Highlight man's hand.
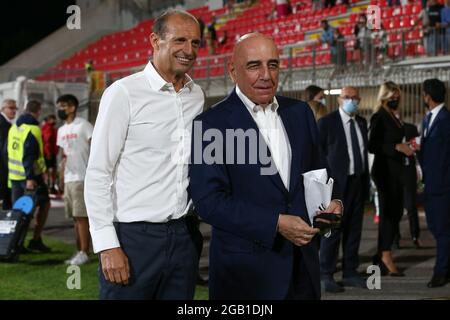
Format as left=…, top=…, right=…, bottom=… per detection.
left=278, top=214, right=320, bottom=246
left=396, top=143, right=414, bottom=157
left=326, top=199, right=343, bottom=215
left=26, top=179, right=37, bottom=190
left=100, top=247, right=130, bottom=285
left=311, top=200, right=343, bottom=231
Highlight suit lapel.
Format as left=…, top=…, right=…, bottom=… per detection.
left=334, top=111, right=350, bottom=165
left=226, top=90, right=287, bottom=194
left=427, top=106, right=447, bottom=137
left=277, top=104, right=301, bottom=194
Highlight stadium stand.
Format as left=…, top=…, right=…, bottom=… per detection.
left=34, top=0, right=429, bottom=84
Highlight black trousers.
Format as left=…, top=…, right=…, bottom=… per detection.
left=424, top=193, right=450, bottom=277
left=99, top=218, right=200, bottom=300
left=402, top=164, right=420, bottom=239
left=377, top=174, right=404, bottom=252
left=0, top=186, right=11, bottom=210
left=286, top=246, right=319, bottom=300
left=320, top=175, right=365, bottom=278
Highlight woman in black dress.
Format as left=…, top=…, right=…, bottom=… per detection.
left=369, top=81, right=415, bottom=276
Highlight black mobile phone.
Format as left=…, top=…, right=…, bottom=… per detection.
left=313, top=212, right=342, bottom=231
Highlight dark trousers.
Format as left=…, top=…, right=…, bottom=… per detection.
left=424, top=194, right=450, bottom=277
left=320, top=175, right=365, bottom=278
left=286, top=247, right=319, bottom=300
left=1, top=186, right=11, bottom=210
left=99, top=218, right=200, bottom=300
left=402, top=165, right=420, bottom=239
left=377, top=175, right=404, bottom=252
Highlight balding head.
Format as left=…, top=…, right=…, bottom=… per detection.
left=229, top=33, right=280, bottom=107
left=341, top=87, right=359, bottom=98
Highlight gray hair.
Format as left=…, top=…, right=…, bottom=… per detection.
left=1, top=99, right=17, bottom=110
left=152, top=9, right=199, bottom=39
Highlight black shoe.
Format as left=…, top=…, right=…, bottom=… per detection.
left=19, top=245, right=32, bottom=254
left=321, top=277, right=345, bottom=293
left=412, top=238, right=422, bottom=249
left=427, top=275, right=448, bottom=288
left=342, top=275, right=367, bottom=289
left=379, top=260, right=405, bottom=277
left=196, top=275, right=208, bottom=286
left=28, top=238, right=51, bottom=253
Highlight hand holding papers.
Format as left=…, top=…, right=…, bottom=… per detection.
left=302, top=169, right=341, bottom=237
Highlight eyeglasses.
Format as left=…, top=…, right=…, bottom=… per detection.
left=6, top=106, right=18, bottom=111
left=340, top=96, right=361, bottom=102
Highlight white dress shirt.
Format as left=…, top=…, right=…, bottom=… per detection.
left=235, top=86, right=292, bottom=189
left=84, top=62, right=204, bottom=253
left=338, top=107, right=365, bottom=175
left=424, top=103, right=445, bottom=137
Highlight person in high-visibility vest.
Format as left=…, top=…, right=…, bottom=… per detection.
left=7, top=100, right=51, bottom=252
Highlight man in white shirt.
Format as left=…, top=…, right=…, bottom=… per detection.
left=189, top=33, right=343, bottom=300
left=84, top=10, right=204, bottom=299
left=56, top=94, right=93, bottom=266
left=317, top=87, right=370, bottom=293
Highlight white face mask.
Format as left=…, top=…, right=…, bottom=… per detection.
left=342, top=99, right=359, bottom=114
left=319, top=98, right=326, bottom=106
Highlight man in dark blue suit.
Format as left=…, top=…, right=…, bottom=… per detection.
left=317, top=87, right=370, bottom=293
left=189, top=33, right=343, bottom=300
left=419, top=78, right=450, bottom=288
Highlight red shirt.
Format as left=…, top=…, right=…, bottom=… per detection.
left=41, top=122, right=58, bottom=158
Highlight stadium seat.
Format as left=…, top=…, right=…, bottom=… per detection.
left=35, top=0, right=434, bottom=81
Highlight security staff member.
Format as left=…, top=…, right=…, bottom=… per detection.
left=8, top=100, right=51, bottom=252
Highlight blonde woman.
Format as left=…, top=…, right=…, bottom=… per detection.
left=368, top=81, right=414, bottom=277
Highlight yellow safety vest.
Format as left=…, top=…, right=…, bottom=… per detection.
left=7, top=123, right=46, bottom=181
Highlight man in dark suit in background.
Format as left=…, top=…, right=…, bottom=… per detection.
left=189, top=33, right=343, bottom=300
left=0, top=99, right=17, bottom=210
left=396, top=122, right=421, bottom=249
left=419, top=78, right=450, bottom=288
left=317, top=87, right=370, bottom=293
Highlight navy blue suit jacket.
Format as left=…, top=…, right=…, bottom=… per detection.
left=189, top=90, right=327, bottom=299
left=317, top=110, right=370, bottom=200
left=419, top=106, right=450, bottom=195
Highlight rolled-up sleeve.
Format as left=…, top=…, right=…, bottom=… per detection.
left=84, top=83, right=131, bottom=253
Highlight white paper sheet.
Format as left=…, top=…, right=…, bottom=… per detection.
left=302, top=168, right=334, bottom=230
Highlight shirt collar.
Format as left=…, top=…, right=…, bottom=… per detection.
left=430, top=103, right=445, bottom=116
left=338, top=107, right=355, bottom=123
left=235, top=85, right=279, bottom=114
left=1, top=112, right=13, bottom=124
left=143, top=61, right=194, bottom=92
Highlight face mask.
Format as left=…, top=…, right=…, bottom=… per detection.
left=342, top=99, right=359, bottom=114
left=57, top=109, right=68, bottom=121
left=387, top=99, right=400, bottom=110
left=319, top=98, right=326, bottom=106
